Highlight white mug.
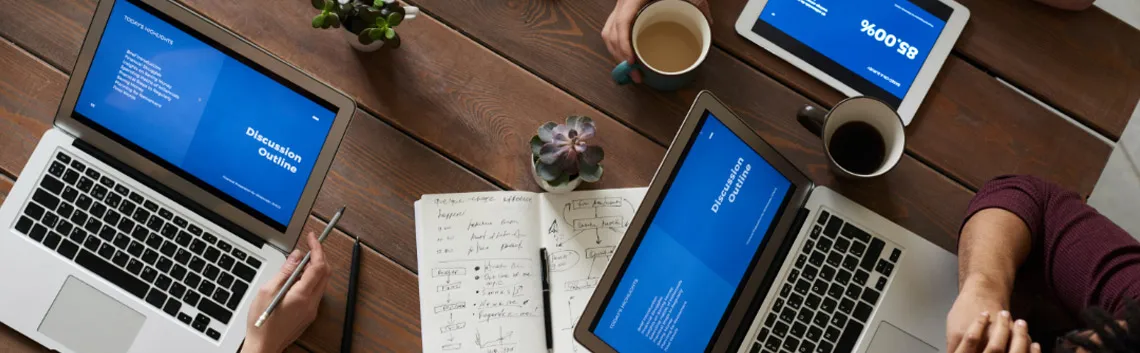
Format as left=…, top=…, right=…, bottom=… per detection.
left=796, top=97, right=905, bottom=179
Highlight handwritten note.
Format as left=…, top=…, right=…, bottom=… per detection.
left=417, top=192, right=545, bottom=353
left=539, top=188, right=646, bottom=353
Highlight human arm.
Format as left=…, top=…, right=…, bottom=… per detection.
left=241, top=232, right=332, bottom=353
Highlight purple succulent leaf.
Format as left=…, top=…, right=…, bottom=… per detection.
left=578, top=160, right=602, bottom=182
left=573, top=141, right=587, bottom=153
left=560, top=156, right=580, bottom=176
left=535, top=160, right=562, bottom=182
left=537, top=122, right=558, bottom=143
left=529, top=136, right=544, bottom=157
left=577, top=121, right=596, bottom=140
left=582, top=145, right=604, bottom=164
left=538, top=143, right=567, bottom=165
left=551, top=124, right=572, bottom=139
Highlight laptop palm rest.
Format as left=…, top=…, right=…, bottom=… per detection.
left=865, top=321, right=939, bottom=353
left=39, top=276, right=145, bottom=353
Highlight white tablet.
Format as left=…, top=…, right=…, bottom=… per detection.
left=735, top=0, right=969, bottom=125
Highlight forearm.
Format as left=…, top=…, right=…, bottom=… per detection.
left=957, top=208, right=1032, bottom=305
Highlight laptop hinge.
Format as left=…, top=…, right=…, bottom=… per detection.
left=730, top=206, right=810, bottom=351
left=72, top=139, right=266, bottom=249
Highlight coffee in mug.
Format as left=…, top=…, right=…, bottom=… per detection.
left=637, top=22, right=702, bottom=73
left=610, top=0, right=711, bottom=91
left=827, top=121, right=886, bottom=175
left=796, top=97, right=905, bottom=179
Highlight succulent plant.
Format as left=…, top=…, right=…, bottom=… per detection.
left=530, top=116, right=605, bottom=186
left=311, top=0, right=406, bottom=48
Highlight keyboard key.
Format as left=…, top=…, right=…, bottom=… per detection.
left=157, top=257, right=173, bottom=272
left=819, top=266, right=835, bottom=282
left=749, top=342, right=761, bottom=353
left=131, top=226, right=148, bottom=241
left=75, top=250, right=149, bottom=298
left=142, top=248, right=159, bottom=265
left=113, top=184, right=129, bottom=196
left=860, top=239, right=885, bottom=271
left=807, top=326, right=822, bottom=341
left=61, top=187, right=78, bottom=203
left=98, top=224, right=115, bottom=241
left=155, top=274, right=172, bottom=291
left=57, top=202, right=75, bottom=220
left=802, top=265, right=818, bottom=282
left=772, top=298, right=785, bottom=313
left=173, top=216, right=188, bottom=228
left=141, top=266, right=158, bottom=283
left=127, top=259, right=144, bottom=275
left=838, top=298, right=855, bottom=314
left=160, top=242, right=176, bottom=257
left=787, top=293, right=804, bottom=310
left=849, top=241, right=867, bottom=257
left=198, top=281, right=215, bottom=296
left=184, top=273, right=202, bottom=289
left=169, top=282, right=187, bottom=299
left=861, top=288, right=881, bottom=304
left=175, top=231, right=192, bottom=247
left=813, top=311, right=829, bottom=328
left=781, top=283, right=792, bottom=298
left=41, top=175, right=64, bottom=194
left=782, top=336, right=800, bottom=351
left=118, top=201, right=135, bottom=217
left=160, top=223, right=177, bottom=238
left=820, top=296, right=837, bottom=312
left=55, top=152, right=72, bottom=164
left=70, top=211, right=88, bottom=228
left=876, top=277, right=887, bottom=291
left=68, top=228, right=87, bottom=243
left=841, top=223, right=872, bottom=242
left=830, top=312, right=848, bottom=328
left=816, top=238, right=832, bottom=253
left=24, top=202, right=46, bottom=221
left=14, top=216, right=33, bottom=234
left=794, top=279, right=810, bottom=296
left=90, top=203, right=107, bottom=219
left=189, top=239, right=206, bottom=254
left=826, top=252, right=843, bottom=267
left=811, top=280, right=827, bottom=296
left=787, top=268, right=800, bottom=283
left=91, top=185, right=108, bottom=201
left=206, top=328, right=220, bottom=340
left=824, top=325, right=841, bottom=342
left=232, top=262, right=255, bottom=282
left=188, top=224, right=203, bottom=236
left=76, top=194, right=92, bottom=210
left=217, top=241, right=232, bottom=253
left=876, top=259, right=895, bottom=276
left=823, top=218, right=843, bottom=237
left=203, top=264, right=220, bottom=281
left=145, top=232, right=163, bottom=248
left=105, top=193, right=121, bottom=209
left=765, top=336, right=781, bottom=351
left=780, top=307, right=796, bottom=323
left=143, top=200, right=158, bottom=212
left=810, top=224, right=822, bottom=239
left=54, top=220, right=74, bottom=236
left=816, top=210, right=830, bottom=225
left=204, top=247, right=220, bottom=262
left=246, top=257, right=261, bottom=269
left=231, top=248, right=247, bottom=261
left=218, top=254, right=235, bottom=271
left=842, top=255, right=859, bottom=271
left=805, top=294, right=821, bottom=309
left=131, top=208, right=149, bottom=224
left=191, top=313, right=210, bottom=333
left=845, top=283, right=862, bottom=300
left=212, top=288, right=229, bottom=304
left=833, top=237, right=851, bottom=253
left=184, top=290, right=201, bottom=307
left=189, top=257, right=206, bottom=273
left=797, top=307, right=814, bottom=323
left=113, top=233, right=130, bottom=250
left=203, top=232, right=218, bottom=244
left=146, top=215, right=164, bottom=232
left=808, top=252, right=825, bottom=267
left=83, top=235, right=101, bottom=252
left=99, top=176, right=115, bottom=188
left=98, top=243, right=115, bottom=259
left=198, top=296, right=232, bottom=324
left=854, top=270, right=869, bottom=285
left=85, top=167, right=101, bottom=179
left=44, top=231, right=62, bottom=249
left=77, top=177, right=94, bottom=193
left=828, top=283, right=845, bottom=299
left=41, top=213, right=60, bottom=229
left=799, top=340, right=815, bottom=353
left=163, top=299, right=181, bottom=316
left=69, top=159, right=85, bottom=172
left=57, top=239, right=79, bottom=259
left=128, top=192, right=143, bottom=204
left=175, top=249, right=192, bottom=264
left=890, top=248, right=901, bottom=262
left=33, top=190, right=60, bottom=210
left=158, top=208, right=173, bottom=220
left=835, top=320, right=864, bottom=353
left=816, top=341, right=833, bottom=353
left=773, top=320, right=789, bottom=336
left=112, top=251, right=129, bottom=267
left=171, top=264, right=188, bottom=281
left=854, top=302, right=873, bottom=322
left=29, top=224, right=47, bottom=242
left=177, top=313, right=192, bottom=325
left=791, top=322, right=807, bottom=337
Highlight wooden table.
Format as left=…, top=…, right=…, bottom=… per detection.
left=0, top=0, right=1136, bottom=351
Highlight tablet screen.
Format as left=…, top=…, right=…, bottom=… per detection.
left=751, top=0, right=952, bottom=107
left=590, top=112, right=793, bottom=352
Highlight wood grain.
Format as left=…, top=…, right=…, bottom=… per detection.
left=955, top=0, right=1140, bottom=139
left=706, top=0, right=1111, bottom=195
left=0, top=38, right=64, bottom=177
left=0, top=0, right=95, bottom=71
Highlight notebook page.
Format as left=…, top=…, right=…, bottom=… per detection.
left=538, top=188, right=647, bottom=353
left=417, top=192, right=546, bottom=353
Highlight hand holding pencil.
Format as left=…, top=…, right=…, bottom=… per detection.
left=240, top=232, right=332, bottom=353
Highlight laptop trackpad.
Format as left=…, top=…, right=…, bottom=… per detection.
left=866, top=321, right=939, bottom=353
left=39, top=276, right=145, bottom=353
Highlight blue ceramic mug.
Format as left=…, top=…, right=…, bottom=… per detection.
left=611, top=0, right=711, bottom=91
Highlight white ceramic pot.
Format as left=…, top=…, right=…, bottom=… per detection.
left=342, top=5, right=419, bottom=52
left=531, top=161, right=582, bottom=193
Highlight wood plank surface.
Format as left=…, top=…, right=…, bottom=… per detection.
left=706, top=0, right=1112, bottom=195
left=955, top=0, right=1140, bottom=139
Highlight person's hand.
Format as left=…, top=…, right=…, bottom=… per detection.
left=241, top=232, right=332, bottom=353
left=953, top=311, right=1042, bottom=353
left=602, top=0, right=711, bottom=83
left=947, top=275, right=1009, bottom=352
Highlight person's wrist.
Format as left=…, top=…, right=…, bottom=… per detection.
left=961, top=273, right=1012, bottom=308
left=240, top=340, right=276, bottom=353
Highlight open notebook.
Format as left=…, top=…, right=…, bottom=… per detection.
left=415, top=188, right=646, bottom=353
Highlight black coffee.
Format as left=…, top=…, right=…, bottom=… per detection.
left=827, top=121, right=886, bottom=175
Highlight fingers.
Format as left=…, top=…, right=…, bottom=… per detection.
left=1030, top=343, right=1042, bottom=353
left=294, top=232, right=331, bottom=298
left=1008, top=319, right=1030, bottom=353
left=955, top=312, right=990, bottom=353
left=984, top=311, right=1011, bottom=353
left=948, top=331, right=963, bottom=353
left=262, top=249, right=303, bottom=294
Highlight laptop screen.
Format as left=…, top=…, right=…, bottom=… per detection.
left=591, top=112, right=793, bottom=352
left=72, top=0, right=337, bottom=229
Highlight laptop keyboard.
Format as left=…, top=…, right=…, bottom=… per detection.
left=11, top=150, right=264, bottom=341
left=750, top=209, right=902, bottom=353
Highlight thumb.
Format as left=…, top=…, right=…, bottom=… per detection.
left=265, top=249, right=303, bottom=290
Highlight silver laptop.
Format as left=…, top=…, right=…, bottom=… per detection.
left=575, top=91, right=958, bottom=353
left=0, top=0, right=354, bottom=352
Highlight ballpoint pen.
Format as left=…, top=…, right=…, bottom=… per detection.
left=254, top=206, right=346, bottom=327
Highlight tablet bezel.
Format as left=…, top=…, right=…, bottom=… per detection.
left=733, top=0, right=969, bottom=125
left=573, top=91, right=814, bottom=353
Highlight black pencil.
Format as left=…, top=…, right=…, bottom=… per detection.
left=341, top=237, right=361, bottom=353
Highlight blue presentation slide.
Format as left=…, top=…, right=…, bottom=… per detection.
left=594, top=114, right=791, bottom=352
left=760, top=0, right=946, bottom=98
left=74, top=0, right=336, bottom=226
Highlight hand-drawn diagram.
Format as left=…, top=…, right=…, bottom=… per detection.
left=554, top=197, right=636, bottom=247
left=475, top=326, right=517, bottom=353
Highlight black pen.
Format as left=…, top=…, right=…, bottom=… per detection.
left=540, top=248, right=553, bottom=352
left=340, top=236, right=361, bottom=353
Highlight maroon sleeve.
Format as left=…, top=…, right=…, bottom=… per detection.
left=961, top=175, right=1140, bottom=317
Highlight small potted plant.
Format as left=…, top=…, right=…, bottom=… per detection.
left=530, top=116, right=605, bottom=193
left=310, top=0, right=418, bottom=52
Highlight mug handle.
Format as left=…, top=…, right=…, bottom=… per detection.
left=796, top=105, right=827, bottom=137
left=611, top=61, right=640, bottom=85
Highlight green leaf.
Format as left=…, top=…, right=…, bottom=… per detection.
left=358, top=29, right=375, bottom=45
left=327, top=13, right=341, bottom=28
left=311, top=14, right=324, bottom=28
left=535, top=161, right=562, bottom=182
left=385, top=27, right=396, bottom=39
left=323, top=0, right=335, bottom=11
left=549, top=173, right=571, bottom=186
left=530, top=136, right=544, bottom=157
left=387, top=11, right=404, bottom=26
left=373, top=0, right=385, bottom=7
left=581, top=145, right=604, bottom=164
left=368, top=28, right=384, bottom=40
left=311, top=0, right=324, bottom=10
left=578, top=161, right=602, bottom=182
left=537, top=122, right=557, bottom=142
left=375, top=16, right=389, bottom=28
